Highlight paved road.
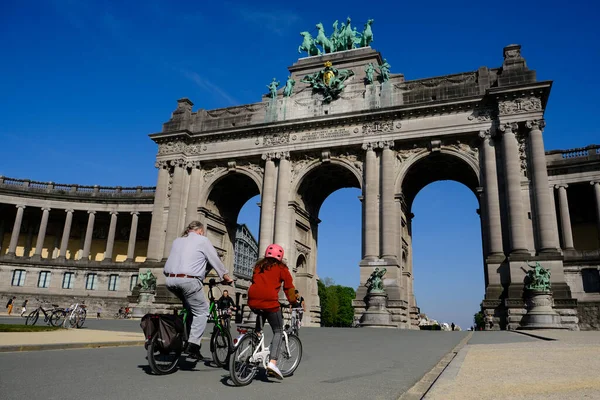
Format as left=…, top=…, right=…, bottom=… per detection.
left=0, top=328, right=471, bottom=400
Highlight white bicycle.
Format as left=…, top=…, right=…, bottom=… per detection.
left=229, top=316, right=302, bottom=386
left=63, top=303, right=87, bottom=329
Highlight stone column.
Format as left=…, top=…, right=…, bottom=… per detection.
left=126, top=212, right=139, bottom=261
left=147, top=161, right=170, bottom=261
left=0, top=219, right=5, bottom=254
left=479, top=130, right=503, bottom=256
left=526, top=120, right=559, bottom=252
left=556, top=184, right=574, bottom=250
left=362, top=143, right=379, bottom=260
left=499, top=123, right=528, bottom=254
left=380, top=141, right=397, bottom=260
left=548, top=185, right=561, bottom=249
left=258, top=153, right=277, bottom=255
left=31, top=207, right=51, bottom=260
left=184, top=161, right=202, bottom=224
left=103, top=211, right=118, bottom=262
left=58, top=209, right=74, bottom=259
left=163, top=159, right=186, bottom=258
left=7, top=205, right=26, bottom=256
left=592, top=181, right=600, bottom=245
left=273, top=152, right=291, bottom=257
left=81, top=211, right=96, bottom=261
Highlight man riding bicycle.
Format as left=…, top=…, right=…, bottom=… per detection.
left=217, top=290, right=237, bottom=314
left=164, top=221, right=233, bottom=360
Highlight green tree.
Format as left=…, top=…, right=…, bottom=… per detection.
left=474, top=311, right=485, bottom=330
left=317, top=278, right=356, bottom=327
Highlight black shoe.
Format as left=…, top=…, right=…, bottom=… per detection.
left=186, top=343, right=204, bottom=360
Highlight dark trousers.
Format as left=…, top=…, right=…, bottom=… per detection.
left=254, top=309, right=284, bottom=361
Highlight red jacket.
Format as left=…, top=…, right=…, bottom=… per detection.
left=248, top=263, right=296, bottom=312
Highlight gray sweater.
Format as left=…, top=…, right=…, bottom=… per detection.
left=163, top=232, right=228, bottom=279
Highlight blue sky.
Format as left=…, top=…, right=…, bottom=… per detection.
left=1, top=0, right=598, bottom=329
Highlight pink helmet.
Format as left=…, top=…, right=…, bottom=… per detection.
left=265, top=244, right=284, bottom=261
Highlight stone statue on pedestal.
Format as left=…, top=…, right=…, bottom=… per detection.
left=364, top=63, right=375, bottom=84
left=365, top=267, right=387, bottom=293
left=524, top=261, right=551, bottom=292
left=378, top=59, right=391, bottom=83
left=139, top=269, right=156, bottom=291
left=283, top=76, right=295, bottom=97
left=267, top=78, right=280, bottom=98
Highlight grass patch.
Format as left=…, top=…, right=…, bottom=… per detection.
left=0, top=324, right=63, bottom=332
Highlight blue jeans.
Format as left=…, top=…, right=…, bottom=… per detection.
left=166, top=277, right=208, bottom=346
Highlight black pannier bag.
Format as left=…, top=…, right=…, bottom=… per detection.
left=140, top=313, right=184, bottom=352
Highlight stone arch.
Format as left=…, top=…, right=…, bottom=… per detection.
left=395, top=147, right=480, bottom=211
left=293, top=157, right=363, bottom=216
left=198, top=168, right=262, bottom=272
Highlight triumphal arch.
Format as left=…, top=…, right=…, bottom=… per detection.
left=143, top=20, right=585, bottom=329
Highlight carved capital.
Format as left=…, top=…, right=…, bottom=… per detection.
left=262, top=152, right=276, bottom=161
left=15, top=204, right=26, bottom=209
left=185, top=160, right=201, bottom=170
left=275, top=151, right=290, bottom=160
left=478, top=129, right=491, bottom=140
left=169, top=158, right=186, bottom=168
left=591, top=181, right=600, bottom=187
left=65, top=209, right=74, bottom=214
left=525, top=119, right=545, bottom=132
left=154, top=160, right=170, bottom=170
left=554, top=184, right=568, bottom=190
left=382, top=140, right=395, bottom=150
left=110, top=211, right=119, bottom=216
left=87, top=210, right=96, bottom=215
left=41, top=207, right=51, bottom=212
left=362, top=142, right=376, bottom=151
left=498, top=122, right=519, bottom=135
left=130, top=211, right=140, bottom=216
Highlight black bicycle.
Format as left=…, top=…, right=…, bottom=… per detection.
left=25, top=303, right=63, bottom=326
left=146, top=278, right=233, bottom=375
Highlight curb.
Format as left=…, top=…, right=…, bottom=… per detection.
left=510, top=330, right=556, bottom=341
left=398, top=332, right=473, bottom=400
left=0, top=340, right=146, bottom=353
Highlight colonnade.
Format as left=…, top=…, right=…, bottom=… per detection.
left=1, top=205, right=144, bottom=262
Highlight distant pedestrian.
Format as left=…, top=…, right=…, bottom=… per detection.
left=20, top=299, right=28, bottom=317
left=97, top=306, right=102, bottom=319
left=6, top=296, right=16, bottom=316
left=451, top=322, right=455, bottom=331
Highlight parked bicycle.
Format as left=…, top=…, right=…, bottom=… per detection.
left=229, top=304, right=302, bottom=386
left=145, top=278, right=233, bottom=375
left=25, top=303, right=63, bottom=326
left=62, top=303, right=87, bottom=328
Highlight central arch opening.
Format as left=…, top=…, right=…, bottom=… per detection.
left=400, top=150, right=482, bottom=330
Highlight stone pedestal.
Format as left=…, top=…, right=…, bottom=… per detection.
left=132, top=290, right=156, bottom=318
left=360, top=292, right=396, bottom=328
left=518, top=291, right=567, bottom=330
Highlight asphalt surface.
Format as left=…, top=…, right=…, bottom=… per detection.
left=0, top=328, right=474, bottom=400
left=467, top=331, right=538, bottom=345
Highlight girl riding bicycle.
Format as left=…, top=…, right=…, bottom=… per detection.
left=247, top=244, right=297, bottom=380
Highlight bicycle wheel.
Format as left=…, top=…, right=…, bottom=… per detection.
left=50, top=310, right=66, bottom=327
left=210, top=327, right=232, bottom=368
left=76, top=309, right=87, bottom=328
left=26, top=310, right=39, bottom=326
left=278, top=333, right=302, bottom=377
left=228, top=334, right=259, bottom=386
left=147, top=335, right=181, bottom=375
